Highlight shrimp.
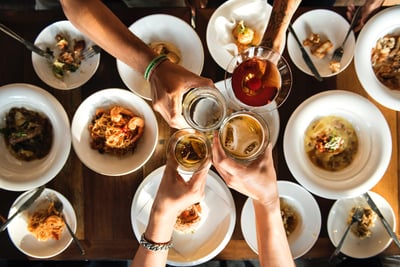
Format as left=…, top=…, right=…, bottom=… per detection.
left=128, top=116, right=145, bottom=144
left=110, top=106, right=135, bottom=124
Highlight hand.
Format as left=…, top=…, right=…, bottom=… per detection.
left=346, top=0, right=383, bottom=32
left=211, top=131, right=279, bottom=206
left=149, top=60, right=214, bottom=129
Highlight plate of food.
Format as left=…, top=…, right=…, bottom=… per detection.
left=116, top=14, right=204, bottom=100
left=131, top=165, right=235, bottom=266
left=283, top=90, right=391, bottom=199
left=7, top=187, right=76, bottom=258
left=32, top=20, right=100, bottom=90
left=0, top=83, right=71, bottom=191
left=241, top=180, right=321, bottom=259
left=287, top=9, right=355, bottom=77
left=214, top=79, right=280, bottom=148
left=71, top=88, right=158, bottom=176
left=354, top=6, right=400, bottom=111
left=206, top=0, right=271, bottom=71
left=327, top=191, right=395, bottom=258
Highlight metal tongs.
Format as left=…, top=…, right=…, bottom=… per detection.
left=0, top=22, right=54, bottom=61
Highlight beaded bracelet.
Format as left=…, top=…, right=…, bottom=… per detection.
left=144, top=54, right=168, bottom=81
left=140, top=233, right=173, bottom=252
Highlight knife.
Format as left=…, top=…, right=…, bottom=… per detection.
left=363, top=192, right=400, bottom=249
left=288, top=24, right=323, bottom=82
left=0, top=22, right=53, bottom=61
left=0, top=185, right=45, bottom=232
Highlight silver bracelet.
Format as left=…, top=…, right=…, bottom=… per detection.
left=140, top=233, right=173, bottom=251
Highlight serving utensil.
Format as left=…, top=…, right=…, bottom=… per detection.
left=363, top=192, right=400, bottom=249
left=328, top=207, right=363, bottom=265
left=0, top=22, right=54, bottom=61
left=0, top=186, right=45, bottom=232
left=331, top=6, right=361, bottom=64
left=53, top=198, right=85, bottom=255
left=288, top=24, right=322, bottom=81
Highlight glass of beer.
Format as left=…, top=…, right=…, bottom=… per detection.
left=182, top=86, right=227, bottom=132
left=167, top=128, right=212, bottom=179
left=219, top=111, right=269, bottom=163
left=224, top=46, right=292, bottom=112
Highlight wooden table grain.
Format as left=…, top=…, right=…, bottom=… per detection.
left=0, top=5, right=398, bottom=261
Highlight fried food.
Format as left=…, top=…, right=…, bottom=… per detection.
left=348, top=207, right=377, bottom=239
left=88, top=106, right=145, bottom=155
left=27, top=201, right=65, bottom=241
left=371, top=34, right=400, bottom=90
left=303, top=33, right=333, bottom=59
left=174, top=203, right=203, bottom=233
left=149, top=41, right=181, bottom=64
left=0, top=107, right=53, bottom=161
left=232, top=20, right=257, bottom=53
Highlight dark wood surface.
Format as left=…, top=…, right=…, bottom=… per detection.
left=0, top=5, right=398, bottom=261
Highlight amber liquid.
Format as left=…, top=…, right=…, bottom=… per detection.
left=174, top=135, right=208, bottom=170
left=231, top=58, right=281, bottom=107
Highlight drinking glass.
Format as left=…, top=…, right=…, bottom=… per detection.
left=182, top=86, right=227, bottom=132
left=167, top=128, right=212, bottom=180
left=219, top=110, right=269, bottom=163
left=224, top=46, right=292, bottom=112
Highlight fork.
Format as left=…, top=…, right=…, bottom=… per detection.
left=328, top=207, right=364, bottom=266
left=331, top=6, right=361, bottom=64
left=82, top=45, right=101, bottom=59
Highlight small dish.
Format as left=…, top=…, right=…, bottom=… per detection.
left=206, top=0, right=272, bottom=70
left=32, top=20, right=100, bottom=90
left=0, top=83, right=71, bottom=191
left=354, top=6, right=400, bottom=111
left=287, top=9, right=355, bottom=77
left=241, top=180, right=321, bottom=259
left=71, top=88, right=158, bottom=176
left=116, top=14, right=204, bottom=100
left=214, top=79, right=280, bottom=148
left=283, top=90, right=391, bottom=199
left=327, top=191, right=395, bottom=258
left=131, top=166, right=235, bottom=266
left=7, top=188, right=76, bottom=258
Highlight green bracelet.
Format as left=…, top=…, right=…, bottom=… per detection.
left=144, top=54, right=168, bottom=81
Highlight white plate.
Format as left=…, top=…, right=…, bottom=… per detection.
left=327, top=191, right=395, bottom=258
left=215, top=79, right=280, bottom=148
left=283, top=90, right=391, bottom=199
left=206, top=0, right=272, bottom=70
left=7, top=188, right=76, bottom=258
left=241, top=181, right=321, bottom=259
left=131, top=166, right=235, bottom=266
left=71, top=88, right=158, bottom=176
left=116, top=14, right=204, bottom=100
left=0, top=83, right=71, bottom=191
left=32, top=20, right=100, bottom=90
left=354, top=6, right=400, bottom=111
left=287, top=9, right=355, bottom=77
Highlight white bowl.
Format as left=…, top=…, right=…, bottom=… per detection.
left=117, top=14, right=204, bottom=100
left=284, top=90, right=391, bottom=199
left=206, top=0, right=272, bottom=70
left=0, top=83, right=71, bottom=191
left=71, top=88, right=158, bottom=176
left=7, top=188, right=76, bottom=258
left=131, top=166, right=236, bottom=266
left=32, top=20, right=100, bottom=90
left=354, top=6, right=400, bottom=111
left=327, top=191, right=395, bottom=258
left=241, top=181, right=321, bottom=259
left=287, top=9, right=355, bottom=77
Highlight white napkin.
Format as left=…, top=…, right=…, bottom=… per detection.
left=214, top=0, right=271, bottom=57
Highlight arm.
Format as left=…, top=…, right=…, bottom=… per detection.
left=60, top=0, right=213, bottom=129
left=262, top=0, right=302, bottom=54
left=131, top=157, right=209, bottom=266
left=346, top=0, right=384, bottom=32
left=212, top=132, right=294, bottom=267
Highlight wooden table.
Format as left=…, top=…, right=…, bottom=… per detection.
left=0, top=4, right=398, bottom=261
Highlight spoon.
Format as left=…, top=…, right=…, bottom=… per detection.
left=53, top=199, right=85, bottom=255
